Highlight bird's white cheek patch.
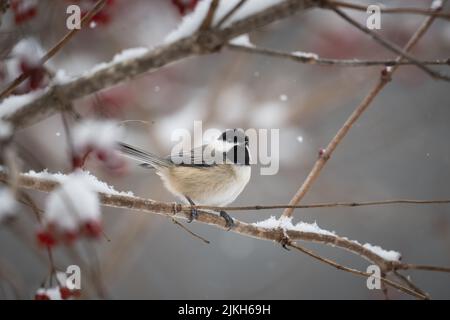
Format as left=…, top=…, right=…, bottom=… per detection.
left=209, top=140, right=236, bottom=153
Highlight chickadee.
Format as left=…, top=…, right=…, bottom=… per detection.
left=118, top=129, right=251, bottom=228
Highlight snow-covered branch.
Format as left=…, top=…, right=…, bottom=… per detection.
left=1, top=169, right=449, bottom=300
left=0, top=0, right=313, bottom=131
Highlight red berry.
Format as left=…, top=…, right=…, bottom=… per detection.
left=59, top=287, right=72, bottom=300
left=36, top=230, right=57, bottom=247
left=72, top=148, right=92, bottom=169
left=172, top=0, right=198, bottom=16
left=11, top=0, right=38, bottom=25
left=19, top=60, right=47, bottom=91
left=84, top=220, right=102, bottom=238
left=96, top=150, right=108, bottom=161
left=34, top=293, right=50, bottom=300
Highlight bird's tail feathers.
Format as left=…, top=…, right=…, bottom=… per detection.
left=118, top=142, right=172, bottom=169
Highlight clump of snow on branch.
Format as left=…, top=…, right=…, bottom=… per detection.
left=292, top=51, right=319, bottom=60
left=25, top=170, right=133, bottom=196
left=253, top=216, right=335, bottom=236
left=362, top=243, right=401, bottom=262
left=44, top=172, right=101, bottom=230
left=253, top=216, right=401, bottom=261
left=10, top=37, right=44, bottom=65
left=88, top=47, right=149, bottom=74
left=0, top=89, right=46, bottom=119
left=37, top=171, right=102, bottom=246
left=165, top=0, right=284, bottom=43
left=230, top=34, right=254, bottom=47
left=431, top=0, right=443, bottom=10
left=52, top=69, right=73, bottom=85
left=71, top=119, right=126, bottom=171
left=0, top=187, right=17, bottom=221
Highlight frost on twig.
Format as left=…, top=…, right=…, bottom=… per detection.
left=24, top=169, right=133, bottom=196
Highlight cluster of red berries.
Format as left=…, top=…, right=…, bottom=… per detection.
left=171, top=0, right=198, bottom=16
left=35, top=286, right=81, bottom=300
left=0, top=38, right=49, bottom=95
left=37, top=220, right=102, bottom=248
left=16, top=58, right=48, bottom=93
left=11, top=0, right=38, bottom=25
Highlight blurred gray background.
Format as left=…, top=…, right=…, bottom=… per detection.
left=1, top=0, right=450, bottom=299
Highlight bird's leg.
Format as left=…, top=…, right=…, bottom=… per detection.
left=219, top=210, right=235, bottom=230
left=185, top=196, right=198, bottom=223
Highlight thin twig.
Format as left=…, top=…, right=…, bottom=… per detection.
left=393, top=270, right=430, bottom=299
left=170, top=217, right=210, bottom=244
left=328, top=2, right=450, bottom=81
left=397, top=264, right=450, bottom=273
left=216, top=0, right=248, bottom=28
left=281, top=0, right=447, bottom=219
left=200, top=0, right=220, bottom=31
left=227, top=43, right=450, bottom=67
left=0, top=0, right=108, bottom=100
left=193, top=199, right=450, bottom=211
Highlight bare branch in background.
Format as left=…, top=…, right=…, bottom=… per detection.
left=216, top=0, right=248, bottom=28
left=328, top=2, right=450, bottom=81
left=228, top=44, right=450, bottom=67
left=287, top=242, right=427, bottom=299
left=194, top=199, right=450, bottom=212
left=331, top=0, right=450, bottom=20
left=2, top=0, right=314, bottom=130
left=282, top=0, right=447, bottom=219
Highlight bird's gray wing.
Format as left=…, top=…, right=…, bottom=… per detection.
left=166, top=144, right=221, bottom=167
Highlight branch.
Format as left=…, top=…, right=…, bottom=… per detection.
left=393, top=270, right=430, bottom=299
left=194, top=199, right=450, bottom=211
left=2, top=0, right=314, bottom=131
left=227, top=43, right=450, bottom=67
left=216, top=0, right=248, bottom=28
left=1, top=171, right=449, bottom=280
left=288, top=242, right=428, bottom=299
left=327, top=1, right=450, bottom=81
left=281, top=0, right=447, bottom=219
left=199, top=0, right=220, bottom=31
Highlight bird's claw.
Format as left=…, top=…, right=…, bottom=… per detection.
left=188, top=207, right=198, bottom=223
left=279, top=235, right=291, bottom=251
left=220, top=211, right=235, bottom=230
